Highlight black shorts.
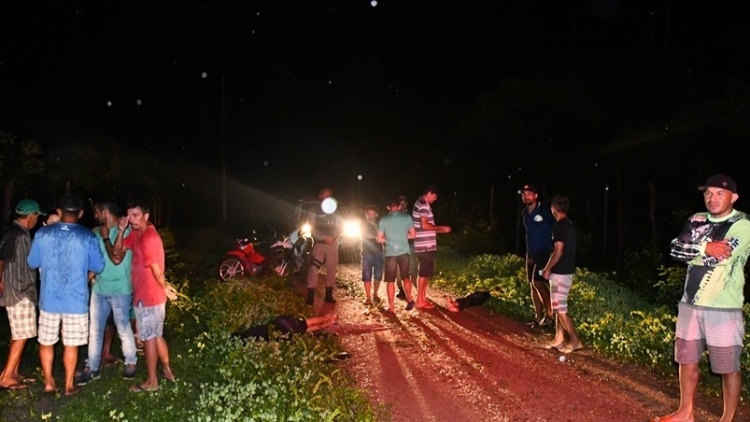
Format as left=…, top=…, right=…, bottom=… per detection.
left=526, top=252, right=551, bottom=283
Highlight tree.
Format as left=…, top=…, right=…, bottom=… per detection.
left=0, top=132, right=44, bottom=230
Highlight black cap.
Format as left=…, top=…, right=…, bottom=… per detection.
left=698, top=174, right=737, bottom=193
left=521, top=184, right=538, bottom=194
left=59, top=194, right=84, bottom=212
left=424, top=184, right=439, bottom=195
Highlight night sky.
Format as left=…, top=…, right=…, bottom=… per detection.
left=2, top=1, right=749, bottom=234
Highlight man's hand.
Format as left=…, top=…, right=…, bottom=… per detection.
left=165, top=284, right=178, bottom=301
left=705, top=239, right=733, bottom=261
left=117, top=216, right=129, bottom=230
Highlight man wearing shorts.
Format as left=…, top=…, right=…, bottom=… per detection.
left=412, top=185, right=451, bottom=309
left=520, top=184, right=554, bottom=327
left=113, top=199, right=177, bottom=393
left=651, top=174, right=750, bottom=422
left=378, top=196, right=417, bottom=312
left=0, top=199, right=45, bottom=390
left=27, top=194, right=105, bottom=396
left=540, top=195, right=583, bottom=354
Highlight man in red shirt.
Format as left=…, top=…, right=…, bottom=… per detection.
left=113, top=199, right=177, bottom=393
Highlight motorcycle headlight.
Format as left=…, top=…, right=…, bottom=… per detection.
left=300, top=223, right=312, bottom=237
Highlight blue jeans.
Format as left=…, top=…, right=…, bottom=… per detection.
left=361, top=251, right=383, bottom=282
left=87, top=291, right=137, bottom=370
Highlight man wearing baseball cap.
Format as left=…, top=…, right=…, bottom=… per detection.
left=0, top=199, right=45, bottom=390
left=652, top=174, right=750, bottom=422
left=520, top=184, right=554, bottom=328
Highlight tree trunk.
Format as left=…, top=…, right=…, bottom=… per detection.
left=648, top=180, right=658, bottom=249
left=615, top=170, right=625, bottom=268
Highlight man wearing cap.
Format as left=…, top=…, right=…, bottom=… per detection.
left=412, top=185, right=451, bottom=309
left=520, top=184, right=555, bottom=328
left=27, top=194, right=106, bottom=396
left=0, top=199, right=45, bottom=390
left=651, top=174, right=750, bottom=422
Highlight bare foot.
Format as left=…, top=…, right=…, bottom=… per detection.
left=445, top=297, right=460, bottom=313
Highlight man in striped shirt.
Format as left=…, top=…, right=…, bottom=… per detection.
left=412, top=185, right=451, bottom=309
left=0, top=199, right=45, bottom=391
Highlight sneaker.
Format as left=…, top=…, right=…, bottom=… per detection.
left=396, top=290, right=407, bottom=300
left=122, top=364, right=137, bottom=380
left=405, top=301, right=415, bottom=311
left=75, top=367, right=100, bottom=386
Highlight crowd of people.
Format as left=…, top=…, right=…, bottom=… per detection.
left=0, top=194, right=176, bottom=395
left=2, top=174, right=749, bottom=421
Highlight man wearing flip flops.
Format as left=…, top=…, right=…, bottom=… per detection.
left=412, top=185, right=451, bottom=310
left=0, top=199, right=45, bottom=391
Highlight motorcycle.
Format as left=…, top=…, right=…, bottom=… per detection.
left=267, top=228, right=314, bottom=278
left=217, top=227, right=284, bottom=281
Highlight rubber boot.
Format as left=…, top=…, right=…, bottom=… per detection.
left=306, top=288, right=315, bottom=306
left=324, top=287, right=336, bottom=303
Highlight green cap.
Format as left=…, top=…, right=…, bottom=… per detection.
left=15, top=199, right=46, bottom=216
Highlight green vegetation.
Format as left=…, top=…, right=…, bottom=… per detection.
left=0, top=229, right=383, bottom=421
left=2, top=227, right=747, bottom=419
left=431, top=249, right=750, bottom=401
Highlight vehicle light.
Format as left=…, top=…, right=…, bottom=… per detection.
left=343, top=220, right=361, bottom=238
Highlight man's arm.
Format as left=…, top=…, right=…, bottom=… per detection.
left=0, top=260, right=5, bottom=295
left=99, top=226, right=125, bottom=265
left=149, top=262, right=177, bottom=301
left=541, top=241, right=564, bottom=279
left=112, top=216, right=129, bottom=257
left=670, top=215, right=734, bottom=264
left=419, top=216, right=451, bottom=234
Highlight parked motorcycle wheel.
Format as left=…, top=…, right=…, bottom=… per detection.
left=268, top=255, right=290, bottom=278
left=218, top=258, right=245, bottom=281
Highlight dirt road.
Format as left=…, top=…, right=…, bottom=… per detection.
left=314, top=264, right=750, bottom=422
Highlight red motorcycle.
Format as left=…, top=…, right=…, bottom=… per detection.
left=217, top=228, right=283, bottom=281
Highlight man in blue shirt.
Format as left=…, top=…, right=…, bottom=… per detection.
left=28, top=194, right=105, bottom=396
left=520, top=184, right=554, bottom=327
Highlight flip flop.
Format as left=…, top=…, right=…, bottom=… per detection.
left=130, top=384, right=159, bottom=393
left=19, top=376, right=37, bottom=384
left=416, top=302, right=436, bottom=310
left=559, top=345, right=584, bottom=354
left=1, top=383, right=28, bottom=391
left=43, top=387, right=59, bottom=395
left=541, top=343, right=564, bottom=351
left=64, top=387, right=81, bottom=396
left=160, top=374, right=176, bottom=383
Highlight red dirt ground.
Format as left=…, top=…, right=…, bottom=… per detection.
left=312, top=264, right=750, bottom=422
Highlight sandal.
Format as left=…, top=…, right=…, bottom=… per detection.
left=130, top=384, right=159, bottom=393
left=19, top=376, right=37, bottom=384
left=0, top=382, right=28, bottom=391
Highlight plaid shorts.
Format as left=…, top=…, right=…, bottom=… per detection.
left=38, top=310, right=88, bottom=346
left=549, top=273, right=574, bottom=314
left=5, top=297, right=37, bottom=340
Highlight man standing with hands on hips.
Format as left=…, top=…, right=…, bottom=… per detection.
left=651, top=174, right=750, bottom=422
